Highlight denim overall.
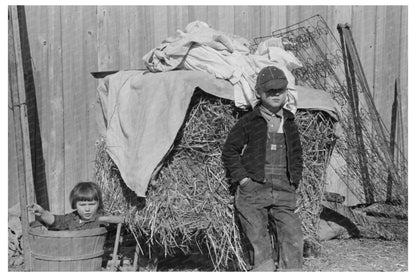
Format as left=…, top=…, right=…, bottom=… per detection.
left=235, top=125, right=303, bottom=271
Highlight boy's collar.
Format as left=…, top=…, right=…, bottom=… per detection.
left=259, top=105, right=283, bottom=117
left=253, top=106, right=294, bottom=119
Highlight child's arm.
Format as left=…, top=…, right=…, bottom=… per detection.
left=97, top=215, right=125, bottom=224
left=27, top=203, right=55, bottom=226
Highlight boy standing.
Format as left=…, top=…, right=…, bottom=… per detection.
left=222, top=66, right=303, bottom=271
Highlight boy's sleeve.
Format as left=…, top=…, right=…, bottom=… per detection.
left=222, top=119, right=248, bottom=183
left=291, top=121, right=303, bottom=187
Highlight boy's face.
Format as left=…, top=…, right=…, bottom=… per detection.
left=258, top=88, right=288, bottom=112
left=76, top=200, right=99, bottom=221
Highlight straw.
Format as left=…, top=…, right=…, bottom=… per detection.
left=95, top=90, right=337, bottom=270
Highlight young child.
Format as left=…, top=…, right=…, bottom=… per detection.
left=222, top=66, right=303, bottom=271
left=28, top=182, right=122, bottom=231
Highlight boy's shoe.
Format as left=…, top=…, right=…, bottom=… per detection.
left=250, top=258, right=276, bottom=272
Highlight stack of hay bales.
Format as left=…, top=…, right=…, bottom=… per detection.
left=95, top=89, right=336, bottom=270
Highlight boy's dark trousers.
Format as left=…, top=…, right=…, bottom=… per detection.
left=235, top=133, right=303, bottom=271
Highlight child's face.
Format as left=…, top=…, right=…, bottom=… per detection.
left=76, top=200, right=99, bottom=221
left=258, top=88, right=287, bottom=112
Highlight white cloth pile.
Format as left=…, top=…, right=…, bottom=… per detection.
left=143, top=21, right=303, bottom=113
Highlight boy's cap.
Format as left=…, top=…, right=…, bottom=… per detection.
left=255, top=66, right=288, bottom=91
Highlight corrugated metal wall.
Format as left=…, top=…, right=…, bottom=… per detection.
left=8, top=5, right=408, bottom=212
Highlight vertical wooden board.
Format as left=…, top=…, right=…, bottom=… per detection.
left=133, top=6, right=156, bottom=65
left=325, top=6, right=352, bottom=88
left=19, top=7, right=50, bottom=211
left=8, top=29, right=19, bottom=208
left=313, top=5, right=329, bottom=18
left=179, top=6, right=190, bottom=30
left=350, top=6, right=379, bottom=136
left=287, top=7, right=330, bottom=50
left=285, top=6, right=302, bottom=27
left=110, top=6, right=123, bottom=69
left=8, top=8, right=19, bottom=208
left=165, top=5, right=190, bottom=38
left=398, top=6, right=408, bottom=158
left=8, top=14, right=32, bottom=263
left=142, top=6, right=155, bottom=54
left=298, top=5, right=327, bottom=22
left=8, top=103, right=19, bottom=207
left=234, top=6, right=261, bottom=40
left=297, top=6, right=329, bottom=51
left=269, top=6, right=287, bottom=34
left=118, top=6, right=133, bottom=69
left=188, top=5, right=208, bottom=23
left=59, top=6, right=99, bottom=211
left=309, top=6, right=330, bottom=41
left=24, top=6, right=44, bottom=127
left=369, top=6, right=389, bottom=128
left=81, top=7, right=100, bottom=185
left=46, top=6, right=65, bottom=213
left=250, top=6, right=262, bottom=39
left=351, top=6, right=378, bottom=101
left=25, top=6, right=54, bottom=206
left=97, top=6, right=122, bottom=71
left=374, top=6, right=402, bottom=131
left=327, top=5, right=352, bottom=28
left=130, top=6, right=149, bottom=67
left=167, top=6, right=180, bottom=38
left=128, top=6, right=146, bottom=68
left=259, top=6, right=272, bottom=36
left=61, top=6, right=85, bottom=211
left=326, top=6, right=352, bottom=51
left=152, top=6, right=169, bottom=47
left=218, top=6, right=234, bottom=35
left=233, top=6, right=248, bottom=38
left=97, top=6, right=109, bottom=71
left=207, top=6, right=219, bottom=30
left=179, top=6, right=192, bottom=32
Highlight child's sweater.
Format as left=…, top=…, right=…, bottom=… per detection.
left=47, top=211, right=107, bottom=231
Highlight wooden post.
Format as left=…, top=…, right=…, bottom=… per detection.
left=340, top=24, right=401, bottom=189
left=133, top=244, right=140, bottom=271
left=386, top=79, right=399, bottom=203
left=9, top=5, right=36, bottom=270
left=337, top=24, right=374, bottom=203
left=109, top=223, right=122, bottom=271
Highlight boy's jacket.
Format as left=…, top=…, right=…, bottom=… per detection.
left=222, top=107, right=303, bottom=187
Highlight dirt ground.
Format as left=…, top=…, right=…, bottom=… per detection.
left=302, top=238, right=408, bottom=271
left=10, top=236, right=407, bottom=272
left=154, top=238, right=408, bottom=272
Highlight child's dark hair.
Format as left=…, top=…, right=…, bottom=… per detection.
left=70, top=182, right=103, bottom=211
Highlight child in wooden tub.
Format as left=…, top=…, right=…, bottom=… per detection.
left=28, top=181, right=123, bottom=230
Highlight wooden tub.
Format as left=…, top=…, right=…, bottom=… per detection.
left=28, top=227, right=107, bottom=271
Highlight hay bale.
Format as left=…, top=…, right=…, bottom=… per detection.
left=95, top=90, right=336, bottom=270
